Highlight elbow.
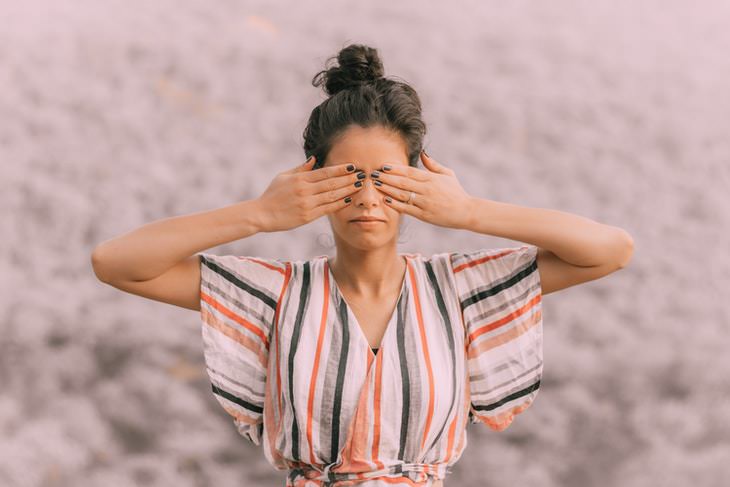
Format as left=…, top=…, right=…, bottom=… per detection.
left=615, top=230, right=634, bottom=269
left=91, top=246, right=112, bottom=283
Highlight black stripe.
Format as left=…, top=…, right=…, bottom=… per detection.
left=396, top=287, right=410, bottom=460
left=202, top=255, right=278, bottom=311
left=460, top=257, right=538, bottom=313
left=287, top=261, right=311, bottom=462
left=422, top=259, right=459, bottom=456
left=329, top=295, right=350, bottom=462
left=211, top=384, right=263, bottom=413
left=472, top=379, right=541, bottom=412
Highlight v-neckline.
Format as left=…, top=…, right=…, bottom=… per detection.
left=323, top=254, right=409, bottom=359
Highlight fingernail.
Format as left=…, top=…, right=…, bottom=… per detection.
left=422, top=149, right=429, bottom=157
left=382, top=165, right=392, bottom=171
left=354, top=181, right=363, bottom=188
left=385, top=196, right=392, bottom=203
left=344, top=196, right=352, bottom=203
left=305, top=155, right=314, bottom=165
left=371, top=171, right=380, bottom=179
left=357, top=171, right=366, bottom=180
left=346, top=164, right=355, bottom=172
left=374, top=180, right=382, bottom=186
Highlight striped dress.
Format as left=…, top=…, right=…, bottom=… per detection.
left=199, top=245, right=543, bottom=486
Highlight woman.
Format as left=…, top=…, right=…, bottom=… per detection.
left=92, top=44, right=633, bottom=486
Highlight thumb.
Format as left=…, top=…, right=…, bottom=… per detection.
left=420, top=150, right=447, bottom=174
left=288, top=155, right=316, bottom=174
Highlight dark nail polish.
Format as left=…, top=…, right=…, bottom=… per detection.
left=344, top=196, right=352, bottom=203
left=385, top=196, right=392, bottom=203
left=371, top=171, right=380, bottom=179
left=382, top=165, right=392, bottom=171
left=357, top=171, right=366, bottom=180
left=346, top=164, right=355, bottom=172
left=354, top=180, right=363, bottom=188
left=374, top=180, right=382, bottom=186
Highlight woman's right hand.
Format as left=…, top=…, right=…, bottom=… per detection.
left=254, top=156, right=363, bottom=233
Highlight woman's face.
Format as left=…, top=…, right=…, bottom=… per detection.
left=322, top=124, right=411, bottom=252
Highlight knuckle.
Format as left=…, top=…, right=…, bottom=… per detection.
left=293, top=184, right=306, bottom=197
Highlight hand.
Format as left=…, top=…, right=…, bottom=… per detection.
left=373, top=150, right=474, bottom=229
left=255, top=156, right=363, bottom=233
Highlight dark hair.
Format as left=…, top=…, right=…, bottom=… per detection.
left=303, top=43, right=427, bottom=170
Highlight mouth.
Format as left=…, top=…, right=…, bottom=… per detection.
left=350, top=219, right=385, bottom=223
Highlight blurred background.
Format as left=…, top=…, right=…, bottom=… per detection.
left=2, top=0, right=729, bottom=486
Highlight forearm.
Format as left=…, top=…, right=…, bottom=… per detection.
left=91, top=198, right=265, bottom=282
left=464, top=197, right=633, bottom=267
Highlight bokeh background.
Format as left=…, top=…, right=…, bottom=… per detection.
left=2, top=0, right=729, bottom=486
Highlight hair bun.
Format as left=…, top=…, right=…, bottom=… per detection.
left=312, top=43, right=385, bottom=96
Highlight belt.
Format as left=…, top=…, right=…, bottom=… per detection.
left=287, top=462, right=451, bottom=486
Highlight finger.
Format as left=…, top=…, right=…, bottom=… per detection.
left=286, top=155, right=316, bottom=174
left=382, top=192, right=423, bottom=219
left=378, top=162, right=430, bottom=182
left=372, top=170, right=423, bottom=193
left=311, top=184, right=362, bottom=218
left=372, top=181, right=423, bottom=208
left=311, top=176, right=364, bottom=208
left=420, top=150, right=450, bottom=174
left=305, top=161, right=357, bottom=182
left=309, top=169, right=364, bottom=196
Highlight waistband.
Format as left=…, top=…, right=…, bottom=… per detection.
left=287, top=462, right=451, bottom=486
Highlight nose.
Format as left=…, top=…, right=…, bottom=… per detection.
left=353, top=175, right=382, bottom=206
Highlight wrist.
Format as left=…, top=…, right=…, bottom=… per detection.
left=245, top=198, right=269, bottom=234
left=462, top=196, right=481, bottom=231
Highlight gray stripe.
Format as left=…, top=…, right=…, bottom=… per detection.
left=420, top=257, right=460, bottom=461
left=470, top=358, right=543, bottom=398
left=202, top=278, right=273, bottom=335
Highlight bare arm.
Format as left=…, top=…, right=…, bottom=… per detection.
left=90, top=199, right=265, bottom=310
left=89, top=156, right=364, bottom=310
left=465, top=197, right=634, bottom=295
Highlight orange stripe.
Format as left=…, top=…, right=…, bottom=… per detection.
left=442, top=397, right=459, bottom=464
left=241, top=256, right=287, bottom=276
left=468, top=308, right=542, bottom=360
left=333, top=370, right=376, bottom=473
left=472, top=399, right=535, bottom=432
left=379, top=476, right=424, bottom=486
left=371, top=350, right=384, bottom=470
left=201, top=297, right=267, bottom=368
left=454, top=368, right=470, bottom=456
left=270, top=262, right=291, bottom=467
left=408, top=258, right=436, bottom=451
left=201, top=289, right=269, bottom=348
left=451, top=247, right=518, bottom=274
left=306, top=265, right=332, bottom=464
left=467, top=293, right=541, bottom=344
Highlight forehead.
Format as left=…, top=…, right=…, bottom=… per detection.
left=325, top=125, right=409, bottom=169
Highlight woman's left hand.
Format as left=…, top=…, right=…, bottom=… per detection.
left=372, top=150, right=475, bottom=229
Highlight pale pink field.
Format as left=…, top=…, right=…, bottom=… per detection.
left=1, top=1, right=728, bottom=486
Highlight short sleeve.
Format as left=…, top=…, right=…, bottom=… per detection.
left=198, top=253, right=288, bottom=445
left=449, top=245, right=543, bottom=432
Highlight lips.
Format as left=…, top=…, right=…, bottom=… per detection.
left=350, top=218, right=384, bottom=222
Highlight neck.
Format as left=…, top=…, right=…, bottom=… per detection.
left=328, top=247, right=406, bottom=297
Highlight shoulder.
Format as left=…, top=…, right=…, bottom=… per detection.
left=199, top=253, right=292, bottom=299
left=449, top=245, right=538, bottom=274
